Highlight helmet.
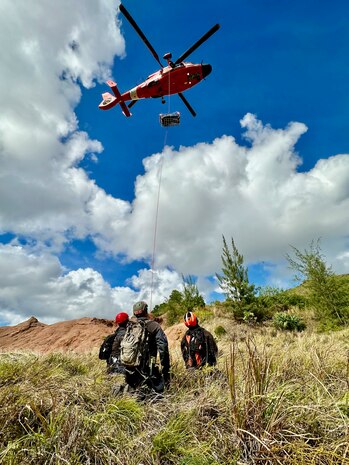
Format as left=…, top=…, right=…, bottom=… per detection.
left=184, top=311, right=198, bottom=328
left=133, top=301, right=148, bottom=316
left=115, top=312, right=129, bottom=325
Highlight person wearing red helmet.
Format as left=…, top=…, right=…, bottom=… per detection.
left=99, top=311, right=129, bottom=374
left=181, top=311, right=218, bottom=369
left=109, top=312, right=130, bottom=374
left=115, top=312, right=129, bottom=325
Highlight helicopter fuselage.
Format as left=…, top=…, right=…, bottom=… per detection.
left=122, top=62, right=212, bottom=102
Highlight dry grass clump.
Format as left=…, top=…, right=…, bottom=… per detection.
left=1, top=328, right=349, bottom=464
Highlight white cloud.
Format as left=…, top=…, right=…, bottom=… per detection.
left=96, top=114, right=349, bottom=277
left=0, top=0, right=125, bottom=247
left=0, top=244, right=183, bottom=325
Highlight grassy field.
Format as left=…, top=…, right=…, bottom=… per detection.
left=1, top=325, right=349, bottom=465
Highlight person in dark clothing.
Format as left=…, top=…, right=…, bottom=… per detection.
left=98, top=312, right=129, bottom=373
left=108, top=312, right=129, bottom=374
left=124, top=300, right=170, bottom=396
left=181, top=311, right=218, bottom=369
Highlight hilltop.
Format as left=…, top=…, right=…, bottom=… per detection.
left=0, top=315, right=188, bottom=354
left=0, top=316, right=115, bottom=353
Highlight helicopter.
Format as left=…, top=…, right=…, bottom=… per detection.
left=98, top=3, right=220, bottom=117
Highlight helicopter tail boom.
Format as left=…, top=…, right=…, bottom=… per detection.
left=98, top=80, right=132, bottom=117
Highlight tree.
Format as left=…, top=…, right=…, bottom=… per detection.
left=216, top=235, right=256, bottom=307
left=152, top=276, right=205, bottom=325
left=286, top=240, right=349, bottom=327
left=181, top=275, right=205, bottom=312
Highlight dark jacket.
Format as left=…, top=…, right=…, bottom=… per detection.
left=124, top=316, right=170, bottom=391
left=99, top=332, right=116, bottom=365
left=181, top=325, right=218, bottom=369
left=110, top=325, right=127, bottom=362
left=137, top=317, right=170, bottom=378
left=99, top=326, right=127, bottom=374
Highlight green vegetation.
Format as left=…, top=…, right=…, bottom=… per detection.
left=1, top=329, right=349, bottom=464
left=153, top=275, right=205, bottom=325
left=214, top=237, right=306, bottom=324
left=286, top=240, right=349, bottom=329
left=273, top=312, right=306, bottom=331
left=216, top=235, right=256, bottom=307
left=212, top=237, right=349, bottom=332
left=214, top=325, right=227, bottom=337
left=151, top=238, right=349, bottom=334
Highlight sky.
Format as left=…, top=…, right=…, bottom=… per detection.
left=0, top=0, right=348, bottom=325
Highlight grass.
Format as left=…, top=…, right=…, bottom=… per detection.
left=1, top=327, right=349, bottom=464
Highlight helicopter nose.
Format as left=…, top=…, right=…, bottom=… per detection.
left=202, top=64, right=212, bottom=78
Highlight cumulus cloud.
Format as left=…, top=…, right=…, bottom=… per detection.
left=0, top=244, right=183, bottom=324
left=0, top=0, right=125, bottom=247
left=97, top=114, right=349, bottom=278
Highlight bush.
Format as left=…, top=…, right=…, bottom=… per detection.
left=257, top=287, right=307, bottom=313
left=273, top=312, right=306, bottom=332
left=224, top=299, right=272, bottom=323
left=152, top=278, right=205, bottom=324
left=214, top=325, right=226, bottom=337
left=243, top=311, right=257, bottom=325
left=286, top=240, right=349, bottom=327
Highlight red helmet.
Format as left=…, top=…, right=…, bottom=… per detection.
left=115, top=312, right=129, bottom=325
left=184, top=311, right=198, bottom=328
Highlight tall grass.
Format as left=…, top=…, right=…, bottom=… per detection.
left=1, top=329, right=349, bottom=464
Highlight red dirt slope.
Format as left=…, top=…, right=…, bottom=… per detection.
left=0, top=316, right=114, bottom=353
left=0, top=316, right=186, bottom=354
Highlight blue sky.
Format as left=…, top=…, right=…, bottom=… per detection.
left=0, top=0, right=348, bottom=325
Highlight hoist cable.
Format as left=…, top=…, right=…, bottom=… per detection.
left=149, top=70, right=172, bottom=312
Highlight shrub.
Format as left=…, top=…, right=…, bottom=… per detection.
left=286, top=240, right=349, bottom=327
left=243, top=311, right=257, bottom=325
left=257, top=286, right=307, bottom=313
left=152, top=277, right=205, bottom=324
left=224, top=300, right=272, bottom=323
left=273, top=312, right=306, bottom=332
left=214, top=325, right=227, bottom=337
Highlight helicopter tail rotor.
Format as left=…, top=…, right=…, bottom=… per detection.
left=99, top=80, right=132, bottom=117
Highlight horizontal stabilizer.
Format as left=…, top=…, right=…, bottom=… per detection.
left=106, top=80, right=131, bottom=117
left=99, top=92, right=117, bottom=110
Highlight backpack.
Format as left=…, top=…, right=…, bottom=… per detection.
left=99, top=333, right=116, bottom=361
left=185, top=327, right=207, bottom=367
left=119, top=320, right=149, bottom=369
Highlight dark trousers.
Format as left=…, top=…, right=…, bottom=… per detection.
left=125, top=366, right=164, bottom=393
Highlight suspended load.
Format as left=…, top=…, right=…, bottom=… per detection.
left=159, top=112, right=181, bottom=127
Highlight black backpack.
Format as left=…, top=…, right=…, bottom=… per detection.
left=185, top=327, right=207, bottom=367
left=99, top=333, right=116, bottom=361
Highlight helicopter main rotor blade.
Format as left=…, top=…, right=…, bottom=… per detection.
left=174, top=24, right=220, bottom=65
left=119, top=4, right=163, bottom=68
left=178, top=92, right=196, bottom=117
left=128, top=100, right=138, bottom=109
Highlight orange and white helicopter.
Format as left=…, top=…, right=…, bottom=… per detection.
left=99, top=3, right=220, bottom=117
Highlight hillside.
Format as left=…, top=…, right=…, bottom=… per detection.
left=0, top=316, right=115, bottom=353
left=1, top=322, right=349, bottom=465
left=0, top=315, right=187, bottom=354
